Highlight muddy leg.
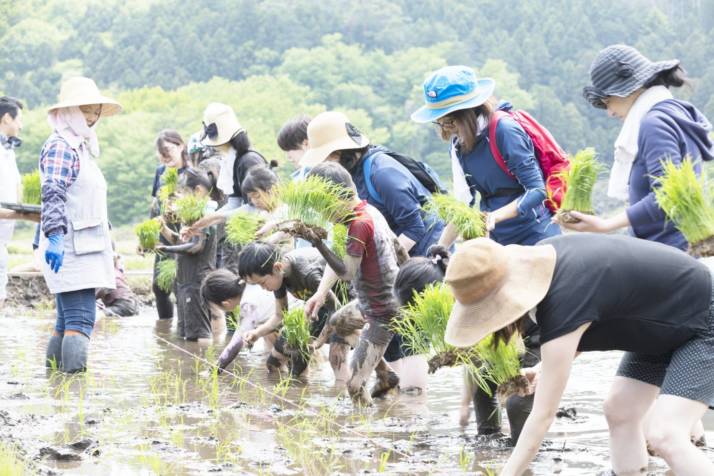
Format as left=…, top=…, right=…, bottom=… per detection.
left=347, top=320, right=393, bottom=406
left=371, top=358, right=399, bottom=399
left=328, top=340, right=351, bottom=386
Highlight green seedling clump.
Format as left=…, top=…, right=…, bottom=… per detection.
left=277, top=175, right=355, bottom=229
left=281, top=307, right=312, bottom=361
left=175, top=194, right=208, bottom=225
left=556, top=147, right=601, bottom=220
left=655, top=157, right=714, bottom=256
left=157, top=167, right=179, bottom=205
left=156, top=259, right=177, bottom=293
left=225, top=211, right=265, bottom=245
left=134, top=218, right=162, bottom=251
left=331, top=223, right=348, bottom=258
left=424, top=193, right=486, bottom=240
left=21, top=170, right=41, bottom=205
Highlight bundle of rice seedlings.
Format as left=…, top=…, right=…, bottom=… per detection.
left=475, top=334, right=526, bottom=400
left=175, top=195, right=208, bottom=225
left=134, top=217, right=162, bottom=251
left=21, top=170, right=41, bottom=205
left=156, top=259, right=177, bottom=293
left=423, top=193, right=486, bottom=240
left=225, top=211, right=265, bottom=245
left=654, top=157, right=714, bottom=257
left=393, top=282, right=524, bottom=396
left=331, top=223, right=348, bottom=258
left=158, top=167, right=179, bottom=204
left=555, top=147, right=601, bottom=223
left=277, top=176, right=355, bottom=230
left=281, top=307, right=312, bottom=361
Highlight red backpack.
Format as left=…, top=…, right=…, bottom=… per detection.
left=488, top=110, right=570, bottom=213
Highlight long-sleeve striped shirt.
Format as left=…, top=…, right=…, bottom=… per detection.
left=40, top=134, right=80, bottom=237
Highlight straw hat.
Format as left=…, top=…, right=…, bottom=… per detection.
left=444, top=238, right=557, bottom=348
left=48, top=77, right=122, bottom=116
left=300, top=111, right=370, bottom=167
left=411, top=65, right=495, bottom=123
left=201, top=103, right=244, bottom=146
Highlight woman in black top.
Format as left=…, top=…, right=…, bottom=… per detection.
left=444, top=233, right=714, bottom=475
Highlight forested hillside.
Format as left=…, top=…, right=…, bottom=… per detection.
left=1, top=0, right=712, bottom=225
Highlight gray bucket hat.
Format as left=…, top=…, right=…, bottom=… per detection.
left=583, top=44, right=680, bottom=109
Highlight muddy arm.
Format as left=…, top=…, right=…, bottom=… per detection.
left=156, top=234, right=206, bottom=255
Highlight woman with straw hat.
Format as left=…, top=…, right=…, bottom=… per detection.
left=558, top=44, right=713, bottom=249
left=40, top=77, right=121, bottom=373
left=444, top=233, right=714, bottom=475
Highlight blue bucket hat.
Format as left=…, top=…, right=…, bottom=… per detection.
left=411, top=65, right=495, bottom=123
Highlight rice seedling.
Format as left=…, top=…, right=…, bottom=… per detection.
left=393, top=282, right=524, bottom=396
left=21, top=170, right=41, bottom=205
left=331, top=222, right=348, bottom=258
left=377, top=450, right=391, bottom=472
left=174, top=194, right=207, bottom=225
left=134, top=218, right=161, bottom=251
left=654, top=157, right=714, bottom=256
left=475, top=334, right=525, bottom=400
left=281, top=307, right=312, bottom=362
left=277, top=175, right=355, bottom=230
left=157, top=167, right=178, bottom=204
left=423, top=193, right=486, bottom=240
left=555, top=147, right=601, bottom=222
left=156, top=259, right=176, bottom=293
left=459, top=445, right=473, bottom=472
left=225, top=210, right=265, bottom=245
left=0, top=442, right=31, bottom=476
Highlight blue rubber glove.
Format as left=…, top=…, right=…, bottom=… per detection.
left=45, top=233, right=65, bottom=273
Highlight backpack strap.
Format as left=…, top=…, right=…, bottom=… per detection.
left=362, top=154, right=384, bottom=206
left=487, top=111, right=515, bottom=179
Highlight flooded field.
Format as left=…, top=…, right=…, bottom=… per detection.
left=1, top=309, right=712, bottom=475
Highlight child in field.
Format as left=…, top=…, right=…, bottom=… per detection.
left=201, top=269, right=275, bottom=370
left=302, top=161, right=401, bottom=405
left=156, top=169, right=218, bottom=341
left=238, top=241, right=352, bottom=380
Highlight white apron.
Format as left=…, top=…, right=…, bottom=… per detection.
left=40, top=139, right=115, bottom=294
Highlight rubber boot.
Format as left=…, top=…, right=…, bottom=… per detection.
left=45, top=335, right=63, bottom=370
left=61, top=334, right=89, bottom=373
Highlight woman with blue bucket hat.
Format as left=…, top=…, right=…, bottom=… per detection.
left=411, top=65, right=561, bottom=444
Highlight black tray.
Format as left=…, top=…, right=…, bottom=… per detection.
left=0, top=202, right=41, bottom=214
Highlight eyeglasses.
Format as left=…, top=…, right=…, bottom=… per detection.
left=432, top=118, right=456, bottom=130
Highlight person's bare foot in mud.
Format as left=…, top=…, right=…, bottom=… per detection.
left=370, top=370, right=399, bottom=399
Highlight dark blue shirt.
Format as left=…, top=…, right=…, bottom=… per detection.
left=626, top=99, right=714, bottom=250
left=352, top=145, right=445, bottom=257
left=455, top=108, right=560, bottom=246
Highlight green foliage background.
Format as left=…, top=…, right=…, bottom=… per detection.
left=2, top=0, right=713, bottom=225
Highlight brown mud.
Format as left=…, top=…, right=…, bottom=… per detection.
left=690, top=236, right=714, bottom=258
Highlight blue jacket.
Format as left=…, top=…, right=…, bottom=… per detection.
left=352, top=145, right=445, bottom=257
left=455, top=104, right=560, bottom=246
left=626, top=99, right=714, bottom=250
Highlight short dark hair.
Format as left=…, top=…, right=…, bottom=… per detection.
left=241, top=166, right=278, bottom=195
left=0, top=96, right=24, bottom=120
left=182, top=167, right=215, bottom=192
left=308, top=161, right=356, bottom=199
left=237, top=241, right=281, bottom=279
left=201, top=269, right=245, bottom=304
left=393, top=245, right=450, bottom=306
left=644, top=65, right=690, bottom=89
left=228, top=130, right=252, bottom=157
left=277, top=115, right=311, bottom=151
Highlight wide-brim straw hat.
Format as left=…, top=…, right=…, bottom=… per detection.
left=444, top=238, right=557, bottom=348
left=201, top=102, right=244, bottom=146
left=411, top=65, right=495, bottom=123
left=48, top=77, right=122, bottom=116
left=300, top=111, right=370, bottom=167
left=583, top=44, right=680, bottom=109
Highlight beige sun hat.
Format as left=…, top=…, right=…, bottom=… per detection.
left=48, top=77, right=122, bottom=116
left=300, top=111, right=370, bottom=167
left=201, top=102, right=244, bottom=146
left=444, top=238, right=557, bottom=348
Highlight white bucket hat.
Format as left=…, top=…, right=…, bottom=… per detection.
left=47, top=77, right=122, bottom=116
left=201, top=103, right=244, bottom=146
left=300, top=111, right=370, bottom=167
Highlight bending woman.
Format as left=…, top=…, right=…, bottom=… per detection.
left=444, top=233, right=714, bottom=475
left=41, top=77, right=121, bottom=373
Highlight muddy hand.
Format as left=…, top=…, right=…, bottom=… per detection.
left=521, top=366, right=540, bottom=395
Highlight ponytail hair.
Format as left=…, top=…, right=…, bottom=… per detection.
left=201, top=269, right=245, bottom=304
left=393, top=245, right=450, bottom=306
left=182, top=167, right=215, bottom=192
left=644, top=65, right=690, bottom=89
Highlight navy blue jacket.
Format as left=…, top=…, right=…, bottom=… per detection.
left=351, top=145, right=445, bottom=257
left=626, top=99, right=714, bottom=250
left=455, top=104, right=560, bottom=246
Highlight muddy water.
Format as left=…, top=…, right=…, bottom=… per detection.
left=1, top=310, right=712, bottom=475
